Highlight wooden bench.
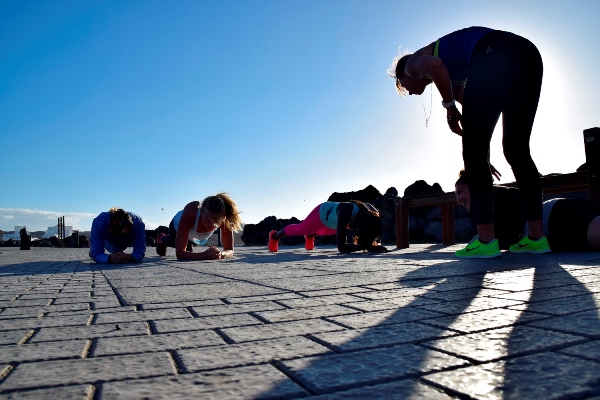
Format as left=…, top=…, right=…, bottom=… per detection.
left=395, top=127, right=600, bottom=249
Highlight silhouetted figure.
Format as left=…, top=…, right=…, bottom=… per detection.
left=19, top=228, right=31, bottom=250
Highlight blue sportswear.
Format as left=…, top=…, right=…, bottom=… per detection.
left=89, top=211, right=146, bottom=264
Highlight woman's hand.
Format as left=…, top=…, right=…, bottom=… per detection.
left=447, top=105, right=463, bottom=136
left=109, top=252, right=130, bottom=264
left=490, top=163, right=502, bottom=181
left=367, top=245, right=388, bottom=253
left=203, top=246, right=223, bottom=260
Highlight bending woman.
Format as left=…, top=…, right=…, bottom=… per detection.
left=156, top=193, right=242, bottom=260
left=268, top=201, right=388, bottom=254
left=455, top=170, right=600, bottom=252
left=389, top=26, right=547, bottom=258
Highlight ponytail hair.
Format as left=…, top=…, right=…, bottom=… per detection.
left=387, top=50, right=412, bottom=96
left=348, top=200, right=382, bottom=248
left=200, top=192, right=243, bottom=233
left=455, top=169, right=468, bottom=186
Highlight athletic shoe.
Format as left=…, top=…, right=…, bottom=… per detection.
left=186, top=243, right=193, bottom=252
left=268, top=230, right=279, bottom=252
left=455, top=236, right=501, bottom=259
left=509, top=235, right=551, bottom=254
left=304, top=235, right=315, bottom=251
left=156, top=233, right=166, bottom=256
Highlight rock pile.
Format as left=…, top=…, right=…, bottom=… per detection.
left=241, top=217, right=306, bottom=246
left=0, top=233, right=91, bottom=248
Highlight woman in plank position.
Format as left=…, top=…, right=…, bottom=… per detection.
left=156, top=193, right=242, bottom=260
left=267, top=201, right=387, bottom=254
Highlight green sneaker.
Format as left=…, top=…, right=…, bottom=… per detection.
left=509, top=235, right=551, bottom=254
left=455, top=236, right=501, bottom=259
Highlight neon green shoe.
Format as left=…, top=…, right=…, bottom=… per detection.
left=455, top=236, right=501, bottom=259
left=509, top=235, right=551, bottom=254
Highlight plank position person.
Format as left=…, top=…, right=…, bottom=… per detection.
left=156, top=193, right=242, bottom=260
left=90, top=208, right=146, bottom=264
left=267, top=201, right=387, bottom=254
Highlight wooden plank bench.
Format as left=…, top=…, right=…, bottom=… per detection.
left=395, top=127, right=600, bottom=249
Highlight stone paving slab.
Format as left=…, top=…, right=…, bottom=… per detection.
left=0, top=384, right=93, bottom=399
left=0, top=245, right=599, bottom=399
left=99, top=364, right=309, bottom=399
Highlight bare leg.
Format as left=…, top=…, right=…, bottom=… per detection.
left=527, top=220, right=544, bottom=239
left=587, top=216, right=600, bottom=250
left=477, top=223, right=495, bottom=243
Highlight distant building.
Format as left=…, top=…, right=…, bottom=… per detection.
left=1, top=226, right=27, bottom=241
left=43, top=225, right=73, bottom=239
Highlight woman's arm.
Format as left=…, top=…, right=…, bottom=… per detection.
left=219, top=224, right=234, bottom=259
left=335, top=203, right=364, bottom=253
left=129, top=215, right=146, bottom=262
left=89, top=215, right=110, bottom=264
left=406, top=54, right=462, bottom=135
left=175, top=202, right=221, bottom=261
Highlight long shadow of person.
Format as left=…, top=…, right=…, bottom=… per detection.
left=416, top=254, right=600, bottom=399
left=248, top=253, right=544, bottom=398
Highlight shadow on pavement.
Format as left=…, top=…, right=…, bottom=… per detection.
left=254, top=252, right=600, bottom=398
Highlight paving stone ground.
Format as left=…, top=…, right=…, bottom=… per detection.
left=0, top=244, right=599, bottom=399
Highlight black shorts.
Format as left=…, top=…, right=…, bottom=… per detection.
left=548, top=199, right=600, bottom=252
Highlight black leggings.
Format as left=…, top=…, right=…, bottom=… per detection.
left=160, top=219, right=178, bottom=247
left=462, top=31, right=543, bottom=225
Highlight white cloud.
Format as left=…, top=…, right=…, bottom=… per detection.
left=143, top=220, right=159, bottom=230
left=0, top=208, right=97, bottom=232
left=0, top=208, right=160, bottom=232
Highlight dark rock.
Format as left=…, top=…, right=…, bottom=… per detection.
left=79, top=235, right=90, bottom=248
left=424, top=221, right=442, bottom=243
left=427, top=208, right=442, bottom=222
left=403, top=180, right=444, bottom=198
left=404, top=180, right=445, bottom=224
left=408, top=215, right=427, bottom=242
left=384, top=187, right=398, bottom=197
left=241, top=216, right=306, bottom=246
left=328, top=185, right=382, bottom=203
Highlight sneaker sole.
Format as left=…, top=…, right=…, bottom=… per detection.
left=509, top=249, right=552, bottom=254
left=456, top=253, right=502, bottom=259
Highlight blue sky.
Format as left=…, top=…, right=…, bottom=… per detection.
left=1, top=0, right=599, bottom=232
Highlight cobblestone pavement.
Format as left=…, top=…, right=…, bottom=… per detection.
left=0, top=244, right=599, bottom=399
